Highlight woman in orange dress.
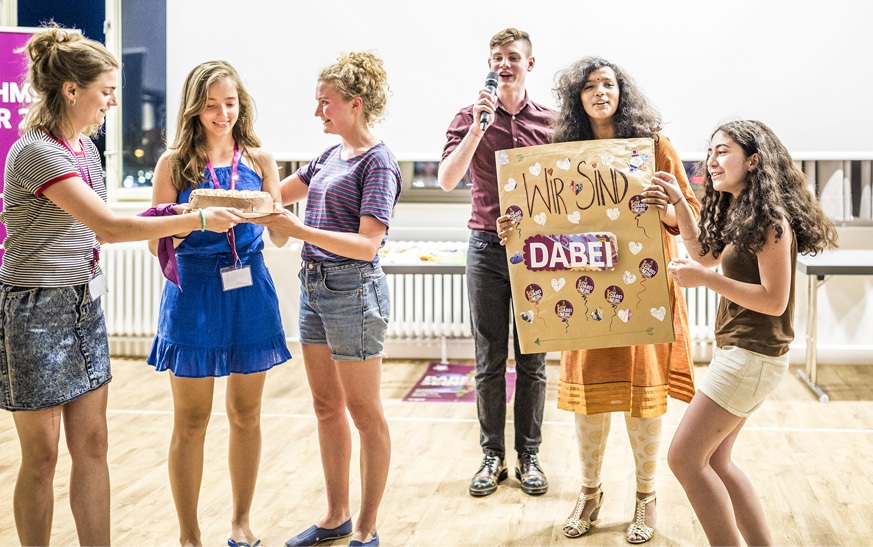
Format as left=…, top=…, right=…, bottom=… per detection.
left=501, top=56, right=699, bottom=544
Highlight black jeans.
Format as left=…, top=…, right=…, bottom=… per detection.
left=466, top=231, right=547, bottom=459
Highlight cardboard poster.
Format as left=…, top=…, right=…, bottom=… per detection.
left=496, top=138, right=674, bottom=353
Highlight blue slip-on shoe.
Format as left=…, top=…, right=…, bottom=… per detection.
left=228, top=539, right=261, bottom=547
left=285, top=518, right=353, bottom=547
left=348, top=531, right=379, bottom=547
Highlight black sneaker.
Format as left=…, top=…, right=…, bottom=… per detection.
left=469, top=455, right=508, bottom=497
left=516, top=453, right=548, bottom=495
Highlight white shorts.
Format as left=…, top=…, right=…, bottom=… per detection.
left=699, top=345, right=789, bottom=417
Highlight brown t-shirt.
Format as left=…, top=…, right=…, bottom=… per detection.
left=714, top=233, right=797, bottom=357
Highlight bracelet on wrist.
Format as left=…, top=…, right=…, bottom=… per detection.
left=671, top=196, right=683, bottom=206
left=198, top=209, right=206, bottom=232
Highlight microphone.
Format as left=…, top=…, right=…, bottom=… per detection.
left=479, top=71, right=499, bottom=131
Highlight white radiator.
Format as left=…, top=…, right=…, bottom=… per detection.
left=101, top=241, right=717, bottom=360
left=101, top=241, right=164, bottom=357
left=385, top=271, right=469, bottom=339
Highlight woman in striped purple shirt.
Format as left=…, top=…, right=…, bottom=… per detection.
left=254, top=51, right=400, bottom=547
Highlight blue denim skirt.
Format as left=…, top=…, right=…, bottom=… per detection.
left=0, top=283, right=111, bottom=411
left=298, top=261, right=390, bottom=360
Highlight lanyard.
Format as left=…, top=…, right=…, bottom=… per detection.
left=205, top=143, right=241, bottom=267
left=206, top=142, right=240, bottom=191
left=57, top=136, right=93, bottom=189
left=57, top=134, right=100, bottom=273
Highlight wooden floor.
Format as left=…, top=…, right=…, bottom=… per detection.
left=2, top=358, right=873, bottom=546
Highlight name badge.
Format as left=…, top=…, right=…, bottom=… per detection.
left=89, top=272, right=109, bottom=300
left=220, top=265, right=253, bottom=291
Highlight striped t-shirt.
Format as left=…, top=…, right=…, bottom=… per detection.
left=297, top=142, right=401, bottom=263
left=0, top=129, right=106, bottom=286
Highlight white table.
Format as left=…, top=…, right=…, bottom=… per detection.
left=796, top=249, right=873, bottom=402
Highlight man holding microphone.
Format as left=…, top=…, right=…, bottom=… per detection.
left=438, top=27, right=554, bottom=498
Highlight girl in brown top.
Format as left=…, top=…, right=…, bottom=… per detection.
left=653, top=120, right=837, bottom=546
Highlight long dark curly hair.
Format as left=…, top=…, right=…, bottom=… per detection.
left=552, top=56, right=661, bottom=143
left=698, top=120, right=838, bottom=257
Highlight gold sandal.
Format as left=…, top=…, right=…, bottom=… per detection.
left=626, top=493, right=656, bottom=544
left=563, top=486, right=603, bottom=538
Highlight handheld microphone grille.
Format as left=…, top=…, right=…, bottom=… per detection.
left=479, top=71, right=499, bottom=131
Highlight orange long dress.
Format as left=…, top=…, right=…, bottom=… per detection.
left=557, top=135, right=701, bottom=418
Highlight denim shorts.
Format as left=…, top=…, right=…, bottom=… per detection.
left=0, top=283, right=111, bottom=411
left=298, top=261, right=390, bottom=361
left=699, top=345, right=788, bottom=417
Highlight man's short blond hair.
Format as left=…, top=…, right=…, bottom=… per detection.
left=489, top=28, right=532, bottom=56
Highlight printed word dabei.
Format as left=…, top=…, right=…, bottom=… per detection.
left=523, top=233, right=618, bottom=272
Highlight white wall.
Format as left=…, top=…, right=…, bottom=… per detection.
left=167, top=0, right=873, bottom=161
left=160, top=1, right=873, bottom=366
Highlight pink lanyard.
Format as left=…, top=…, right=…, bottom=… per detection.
left=57, top=135, right=100, bottom=274
left=205, top=143, right=241, bottom=266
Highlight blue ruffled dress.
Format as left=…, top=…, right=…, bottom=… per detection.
left=146, top=161, right=292, bottom=377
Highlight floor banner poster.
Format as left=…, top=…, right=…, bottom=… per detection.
left=402, top=362, right=517, bottom=403
left=496, top=138, right=675, bottom=354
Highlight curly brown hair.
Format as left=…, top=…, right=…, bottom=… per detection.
left=552, top=56, right=661, bottom=143
left=697, top=120, right=838, bottom=257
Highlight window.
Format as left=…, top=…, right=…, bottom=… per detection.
left=105, top=0, right=166, bottom=197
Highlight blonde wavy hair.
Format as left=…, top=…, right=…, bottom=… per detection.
left=319, top=51, right=390, bottom=126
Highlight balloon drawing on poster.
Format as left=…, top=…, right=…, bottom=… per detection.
left=505, top=204, right=523, bottom=238
left=637, top=257, right=659, bottom=306
left=575, top=275, right=594, bottom=320
left=604, top=285, right=624, bottom=329
left=524, top=283, right=544, bottom=324
left=628, top=194, right=649, bottom=238
left=555, top=299, right=574, bottom=333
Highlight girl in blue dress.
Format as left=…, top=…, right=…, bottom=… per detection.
left=147, top=60, right=291, bottom=547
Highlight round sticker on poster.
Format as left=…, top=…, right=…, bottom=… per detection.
left=604, top=285, right=624, bottom=306
left=505, top=205, right=523, bottom=224
left=575, top=275, right=594, bottom=296
left=525, top=283, right=543, bottom=303
left=555, top=300, right=574, bottom=319
left=628, top=194, right=648, bottom=215
left=639, top=258, right=659, bottom=278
